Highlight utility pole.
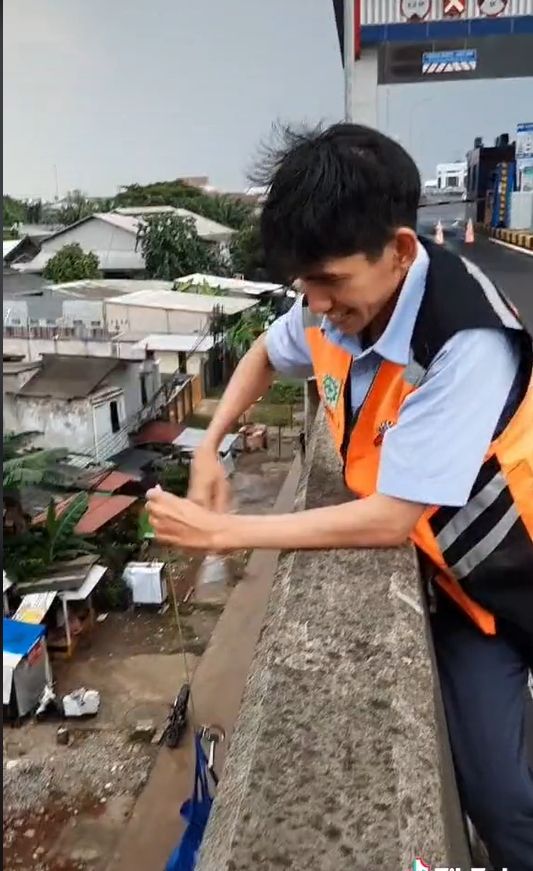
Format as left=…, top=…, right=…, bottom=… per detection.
left=343, top=0, right=355, bottom=122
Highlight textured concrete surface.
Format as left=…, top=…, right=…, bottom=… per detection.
left=196, top=410, right=470, bottom=871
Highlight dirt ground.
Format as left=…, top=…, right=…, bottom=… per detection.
left=3, top=427, right=299, bottom=871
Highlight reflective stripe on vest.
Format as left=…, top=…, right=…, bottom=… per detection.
left=300, top=260, right=533, bottom=635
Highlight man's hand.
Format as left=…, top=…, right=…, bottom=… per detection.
left=146, top=486, right=230, bottom=551
left=187, top=445, right=230, bottom=512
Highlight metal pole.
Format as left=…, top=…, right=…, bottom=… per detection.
left=343, top=0, right=355, bottom=122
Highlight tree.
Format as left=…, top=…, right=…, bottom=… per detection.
left=230, top=218, right=268, bottom=280
left=137, top=214, right=226, bottom=280
left=224, top=304, right=275, bottom=357
left=43, top=243, right=100, bottom=283
left=114, top=180, right=254, bottom=230
left=4, top=492, right=96, bottom=584
left=3, top=195, right=26, bottom=229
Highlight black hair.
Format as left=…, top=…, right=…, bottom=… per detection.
left=255, top=123, right=421, bottom=282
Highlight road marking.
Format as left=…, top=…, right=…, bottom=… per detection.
left=489, top=238, right=533, bottom=258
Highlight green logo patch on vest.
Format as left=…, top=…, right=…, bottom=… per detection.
left=322, top=374, right=341, bottom=409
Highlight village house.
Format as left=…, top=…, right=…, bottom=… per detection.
left=13, top=209, right=235, bottom=277
left=3, top=352, right=161, bottom=461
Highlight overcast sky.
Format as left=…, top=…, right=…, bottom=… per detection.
left=3, top=0, right=532, bottom=199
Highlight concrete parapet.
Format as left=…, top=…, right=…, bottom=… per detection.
left=196, top=409, right=470, bottom=871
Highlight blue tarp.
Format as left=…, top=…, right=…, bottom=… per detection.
left=3, top=618, right=45, bottom=657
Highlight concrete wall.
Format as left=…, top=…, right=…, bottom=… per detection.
left=105, top=302, right=209, bottom=335
left=5, top=395, right=96, bottom=453
left=196, top=410, right=470, bottom=871
left=41, top=219, right=135, bottom=258
left=3, top=336, right=152, bottom=363
left=3, top=296, right=105, bottom=329
left=4, top=359, right=159, bottom=459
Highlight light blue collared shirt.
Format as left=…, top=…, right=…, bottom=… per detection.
left=265, top=243, right=521, bottom=508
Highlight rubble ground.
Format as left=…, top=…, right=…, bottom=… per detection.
left=3, top=428, right=299, bottom=871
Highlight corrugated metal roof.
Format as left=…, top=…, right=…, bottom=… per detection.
left=112, top=207, right=234, bottom=241
left=3, top=240, right=22, bottom=259
left=76, top=494, right=137, bottom=534
left=110, top=447, right=159, bottom=477
left=89, top=470, right=137, bottom=492
left=134, top=420, right=184, bottom=445
left=114, top=206, right=179, bottom=216
left=176, top=273, right=281, bottom=297
left=17, top=355, right=123, bottom=399
left=107, top=289, right=257, bottom=315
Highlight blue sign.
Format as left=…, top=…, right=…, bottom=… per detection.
left=422, top=49, right=477, bottom=75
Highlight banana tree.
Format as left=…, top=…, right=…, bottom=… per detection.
left=4, top=493, right=96, bottom=584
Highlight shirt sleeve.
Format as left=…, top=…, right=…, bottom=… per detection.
left=377, top=328, right=521, bottom=508
left=265, top=295, right=314, bottom=377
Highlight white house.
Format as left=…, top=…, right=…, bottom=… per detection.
left=16, top=210, right=235, bottom=277
left=3, top=352, right=160, bottom=462
left=105, top=288, right=257, bottom=336
left=435, top=162, right=467, bottom=191
left=15, top=213, right=145, bottom=276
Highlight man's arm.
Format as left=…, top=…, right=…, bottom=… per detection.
left=199, top=334, right=274, bottom=453
left=189, top=297, right=313, bottom=508
left=146, top=489, right=425, bottom=552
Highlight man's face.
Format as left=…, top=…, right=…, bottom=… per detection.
left=298, top=230, right=418, bottom=336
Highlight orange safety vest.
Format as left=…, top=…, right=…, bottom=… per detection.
left=303, top=240, right=533, bottom=635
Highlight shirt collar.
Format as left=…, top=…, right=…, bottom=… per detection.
left=322, top=241, right=429, bottom=366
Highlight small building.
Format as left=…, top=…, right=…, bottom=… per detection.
left=3, top=352, right=160, bottom=462
left=3, top=618, right=51, bottom=719
left=173, top=427, right=242, bottom=476
left=13, top=563, right=108, bottom=657
left=105, top=288, right=257, bottom=336
left=435, top=162, right=467, bottom=191
left=15, top=210, right=235, bottom=277
left=131, top=332, right=219, bottom=394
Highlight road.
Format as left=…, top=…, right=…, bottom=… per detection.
left=418, top=203, right=533, bottom=331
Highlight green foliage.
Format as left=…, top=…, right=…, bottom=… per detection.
left=267, top=379, right=304, bottom=405
left=43, top=243, right=100, bottom=283
left=229, top=218, right=267, bottom=280
left=114, top=180, right=254, bottom=230
left=53, top=189, right=110, bottom=227
left=153, top=461, right=189, bottom=496
left=44, top=492, right=91, bottom=563
left=4, top=493, right=95, bottom=583
left=224, top=304, right=275, bottom=356
left=3, top=442, right=70, bottom=493
left=173, top=278, right=226, bottom=296
left=138, top=214, right=226, bottom=280
left=3, top=195, right=26, bottom=228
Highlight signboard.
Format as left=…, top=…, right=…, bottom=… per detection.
left=516, top=123, right=533, bottom=192
left=422, top=49, right=477, bottom=74
left=443, top=0, right=466, bottom=14
left=477, top=0, right=509, bottom=16
left=400, top=0, right=432, bottom=21
left=516, top=122, right=533, bottom=160
left=14, top=592, right=56, bottom=625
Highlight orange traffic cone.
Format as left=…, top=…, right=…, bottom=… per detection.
left=435, top=220, right=444, bottom=245
left=465, top=218, right=475, bottom=244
